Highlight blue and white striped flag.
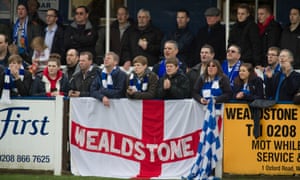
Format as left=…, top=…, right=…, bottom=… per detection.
left=185, top=100, right=222, bottom=180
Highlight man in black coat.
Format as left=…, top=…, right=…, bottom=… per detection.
left=125, top=9, right=163, bottom=66
left=195, top=7, right=225, bottom=64
left=64, top=6, right=98, bottom=62
left=228, top=4, right=263, bottom=67
left=257, top=5, right=282, bottom=66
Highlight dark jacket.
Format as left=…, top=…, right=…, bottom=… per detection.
left=30, top=70, right=69, bottom=97
left=126, top=68, right=158, bottom=99
left=69, top=66, right=100, bottom=97
left=280, top=24, right=300, bottom=69
left=90, top=67, right=127, bottom=101
left=43, top=25, right=65, bottom=64
left=228, top=17, right=263, bottom=66
left=125, top=23, right=163, bottom=66
left=187, top=63, right=203, bottom=92
left=162, top=27, right=195, bottom=67
left=193, top=75, right=232, bottom=104
left=195, top=22, right=226, bottom=63
left=0, top=69, right=32, bottom=96
left=260, top=19, right=282, bottom=64
left=64, top=21, right=98, bottom=58
left=157, top=71, right=190, bottom=99
left=233, top=76, right=264, bottom=101
left=265, top=71, right=300, bottom=101
left=110, top=20, right=133, bottom=65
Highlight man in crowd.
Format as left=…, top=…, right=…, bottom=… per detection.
left=161, top=9, right=195, bottom=68
left=195, top=7, right=225, bottom=63
left=12, top=2, right=41, bottom=65
left=69, top=51, right=99, bottom=97
left=125, top=8, right=163, bottom=66
left=110, top=6, right=133, bottom=71
left=90, top=52, right=127, bottom=107
left=281, top=7, right=300, bottom=69
left=152, top=40, right=186, bottom=78
left=257, top=5, right=282, bottom=66
left=221, top=44, right=242, bottom=88
left=64, top=5, right=98, bottom=60
left=64, top=48, right=80, bottom=81
left=43, top=8, right=65, bottom=64
left=187, top=44, right=215, bottom=90
left=0, top=34, right=10, bottom=67
left=228, top=3, right=262, bottom=66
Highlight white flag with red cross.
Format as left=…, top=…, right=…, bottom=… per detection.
left=69, top=98, right=207, bottom=179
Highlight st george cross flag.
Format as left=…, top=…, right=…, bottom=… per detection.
left=69, top=98, right=210, bottom=179
left=186, top=100, right=222, bottom=180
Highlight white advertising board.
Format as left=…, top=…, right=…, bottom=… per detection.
left=0, top=97, right=63, bottom=174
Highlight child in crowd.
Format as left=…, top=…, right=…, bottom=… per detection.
left=30, top=36, right=50, bottom=76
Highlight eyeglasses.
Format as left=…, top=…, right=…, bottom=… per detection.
left=227, top=49, right=237, bottom=53
left=75, top=12, right=84, bottom=15
left=266, top=54, right=278, bottom=57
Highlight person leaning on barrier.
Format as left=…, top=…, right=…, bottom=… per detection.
left=193, top=59, right=232, bottom=105
left=265, top=49, right=300, bottom=101
left=30, top=53, right=69, bottom=97
left=127, top=55, right=158, bottom=99
left=157, top=57, right=190, bottom=99
left=0, top=54, right=32, bottom=99
left=233, top=63, right=264, bottom=101
left=90, top=52, right=127, bottom=107
left=69, top=51, right=99, bottom=97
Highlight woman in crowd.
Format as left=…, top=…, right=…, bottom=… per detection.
left=30, top=53, right=69, bottom=96
left=157, top=57, right=190, bottom=99
left=127, top=55, right=158, bottom=99
left=233, top=63, right=264, bottom=101
left=193, top=59, right=232, bottom=106
left=0, top=54, right=32, bottom=103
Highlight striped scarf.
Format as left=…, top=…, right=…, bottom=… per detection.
left=129, top=73, right=148, bottom=92
left=101, top=67, right=116, bottom=89
left=13, top=17, right=29, bottom=55
left=0, top=67, right=25, bottom=104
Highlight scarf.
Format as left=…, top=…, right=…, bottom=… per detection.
left=13, top=17, right=29, bottom=55
left=258, top=15, right=274, bottom=36
left=42, top=68, right=63, bottom=96
left=222, top=60, right=241, bottom=88
left=201, top=76, right=223, bottom=110
left=129, top=72, right=149, bottom=92
left=0, top=67, right=25, bottom=104
left=101, top=67, right=116, bottom=89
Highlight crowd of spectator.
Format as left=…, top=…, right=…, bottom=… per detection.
left=0, top=1, right=300, bottom=105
